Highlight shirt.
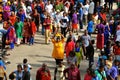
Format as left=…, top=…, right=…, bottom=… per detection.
left=83, top=4, right=89, bottom=15
left=107, top=66, right=118, bottom=79
left=95, top=70, right=106, bottom=80
left=87, top=20, right=94, bottom=33
left=88, top=1, right=95, bottom=14
left=61, top=16, right=69, bottom=28
left=81, top=35, right=91, bottom=47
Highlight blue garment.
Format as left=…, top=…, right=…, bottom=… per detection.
left=77, top=0, right=84, bottom=4
left=0, top=60, right=6, bottom=70
left=87, top=20, right=94, bottom=33
left=35, top=6, right=42, bottom=14
left=29, top=37, right=34, bottom=45
left=14, top=70, right=23, bottom=80
left=104, top=26, right=110, bottom=45
left=107, top=66, right=118, bottom=79
left=17, top=12, right=26, bottom=22
left=79, top=8, right=83, bottom=20
left=109, top=25, right=113, bottom=35
left=92, top=76, right=99, bottom=80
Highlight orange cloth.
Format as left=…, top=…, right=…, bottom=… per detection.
left=9, top=15, right=16, bottom=26
left=100, top=13, right=106, bottom=21
left=52, top=39, right=65, bottom=59
left=72, top=23, right=78, bottom=29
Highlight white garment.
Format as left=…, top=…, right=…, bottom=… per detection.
left=60, top=16, right=69, bottom=28
left=116, top=30, right=120, bottom=42
left=64, top=6, right=69, bottom=13
left=45, top=4, right=53, bottom=14
left=100, top=0, right=105, bottom=6
left=88, top=1, right=95, bottom=14
left=83, top=4, right=89, bottom=15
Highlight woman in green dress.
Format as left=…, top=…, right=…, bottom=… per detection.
left=14, top=17, right=23, bottom=45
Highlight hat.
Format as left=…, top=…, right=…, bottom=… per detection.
left=56, top=10, right=60, bottom=13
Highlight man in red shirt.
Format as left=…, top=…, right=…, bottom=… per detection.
left=43, top=14, right=51, bottom=44
left=36, top=63, right=51, bottom=80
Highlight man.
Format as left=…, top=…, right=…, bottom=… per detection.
left=43, top=14, right=51, bottom=44
left=64, top=63, right=81, bottom=80
left=88, top=0, right=95, bottom=21
left=36, top=63, right=51, bottom=80
left=60, top=12, right=69, bottom=37
left=45, top=1, right=53, bottom=14
left=22, top=64, right=31, bottom=80
left=81, top=30, right=91, bottom=59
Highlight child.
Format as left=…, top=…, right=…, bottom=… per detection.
left=29, top=18, right=37, bottom=45
left=67, top=51, right=77, bottom=67
left=54, top=62, right=65, bottom=80
left=22, top=58, right=32, bottom=72
left=88, top=40, right=95, bottom=68
left=75, top=42, right=83, bottom=68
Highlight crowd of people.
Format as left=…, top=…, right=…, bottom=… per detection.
left=0, top=0, right=120, bottom=80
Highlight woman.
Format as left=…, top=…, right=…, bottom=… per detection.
left=23, top=18, right=30, bottom=44
left=65, top=36, right=75, bottom=58
left=84, top=68, right=92, bottom=80
left=17, top=7, right=26, bottom=22
left=75, top=42, right=83, bottom=68
left=96, top=20, right=105, bottom=51
left=72, top=10, right=78, bottom=34
left=52, top=33, right=65, bottom=65
left=9, top=11, right=16, bottom=26
left=31, top=9, right=40, bottom=32
left=104, top=22, right=110, bottom=45
left=3, top=3, right=10, bottom=21
left=6, top=22, right=16, bottom=49
left=14, top=17, right=24, bottom=46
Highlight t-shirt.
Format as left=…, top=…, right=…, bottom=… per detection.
left=81, top=35, right=91, bottom=47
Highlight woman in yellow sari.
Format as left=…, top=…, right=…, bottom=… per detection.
left=52, top=33, right=65, bottom=66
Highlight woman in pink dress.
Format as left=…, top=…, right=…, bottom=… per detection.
left=3, top=3, right=10, bottom=21
left=65, top=36, right=75, bottom=58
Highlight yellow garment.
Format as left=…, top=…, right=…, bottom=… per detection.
left=0, top=67, right=6, bottom=78
left=52, top=39, right=64, bottom=59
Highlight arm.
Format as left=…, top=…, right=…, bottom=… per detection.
left=54, top=68, right=57, bottom=80
left=63, top=68, right=69, bottom=79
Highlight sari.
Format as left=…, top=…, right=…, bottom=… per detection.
left=3, top=5, right=10, bottom=21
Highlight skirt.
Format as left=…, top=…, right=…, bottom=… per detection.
left=96, top=34, right=104, bottom=49
left=72, top=23, right=78, bottom=29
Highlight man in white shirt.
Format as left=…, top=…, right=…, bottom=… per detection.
left=45, top=1, right=53, bottom=14
left=60, top=12, right=69, bottom=37
left=83, top=1, right=89, bottom=26
left=88, top=0, right=95, bottom=21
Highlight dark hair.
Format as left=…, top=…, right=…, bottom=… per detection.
left=9, top=73, right=15, bottom=79
left=66, top=36, right=72, bottom=44
left=23, top=58, right=28, bottom=64
left=69, top=51, right=75, bottom=57
left=91, top=40, right=95, bottom=44
left=17, top=64, right=22, bottom=69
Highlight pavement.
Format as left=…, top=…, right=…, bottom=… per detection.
left=0, top=2, right=118, bottom=80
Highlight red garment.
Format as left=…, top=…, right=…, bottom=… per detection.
left=31, top=21, right=37, bottom=35
left=44, top=18, right=51, bottom=30
left=40, top=2, right=45, bottom=11
left=64, top=67, right=81, bottom=80
left=23, top=22, right=30, bottom=37
left=65, top=41, right=75, bottom=58
left=84, top=73, right=92, bottom=80
left=100, top=13, right=106, bottom=21
left=9, top=15, right=16, bottom=26
left=113, top=45, right=120, bottom=55
left=36, top=68, right=51, bottom=80
left=96, top=34, right=104, bottom=49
